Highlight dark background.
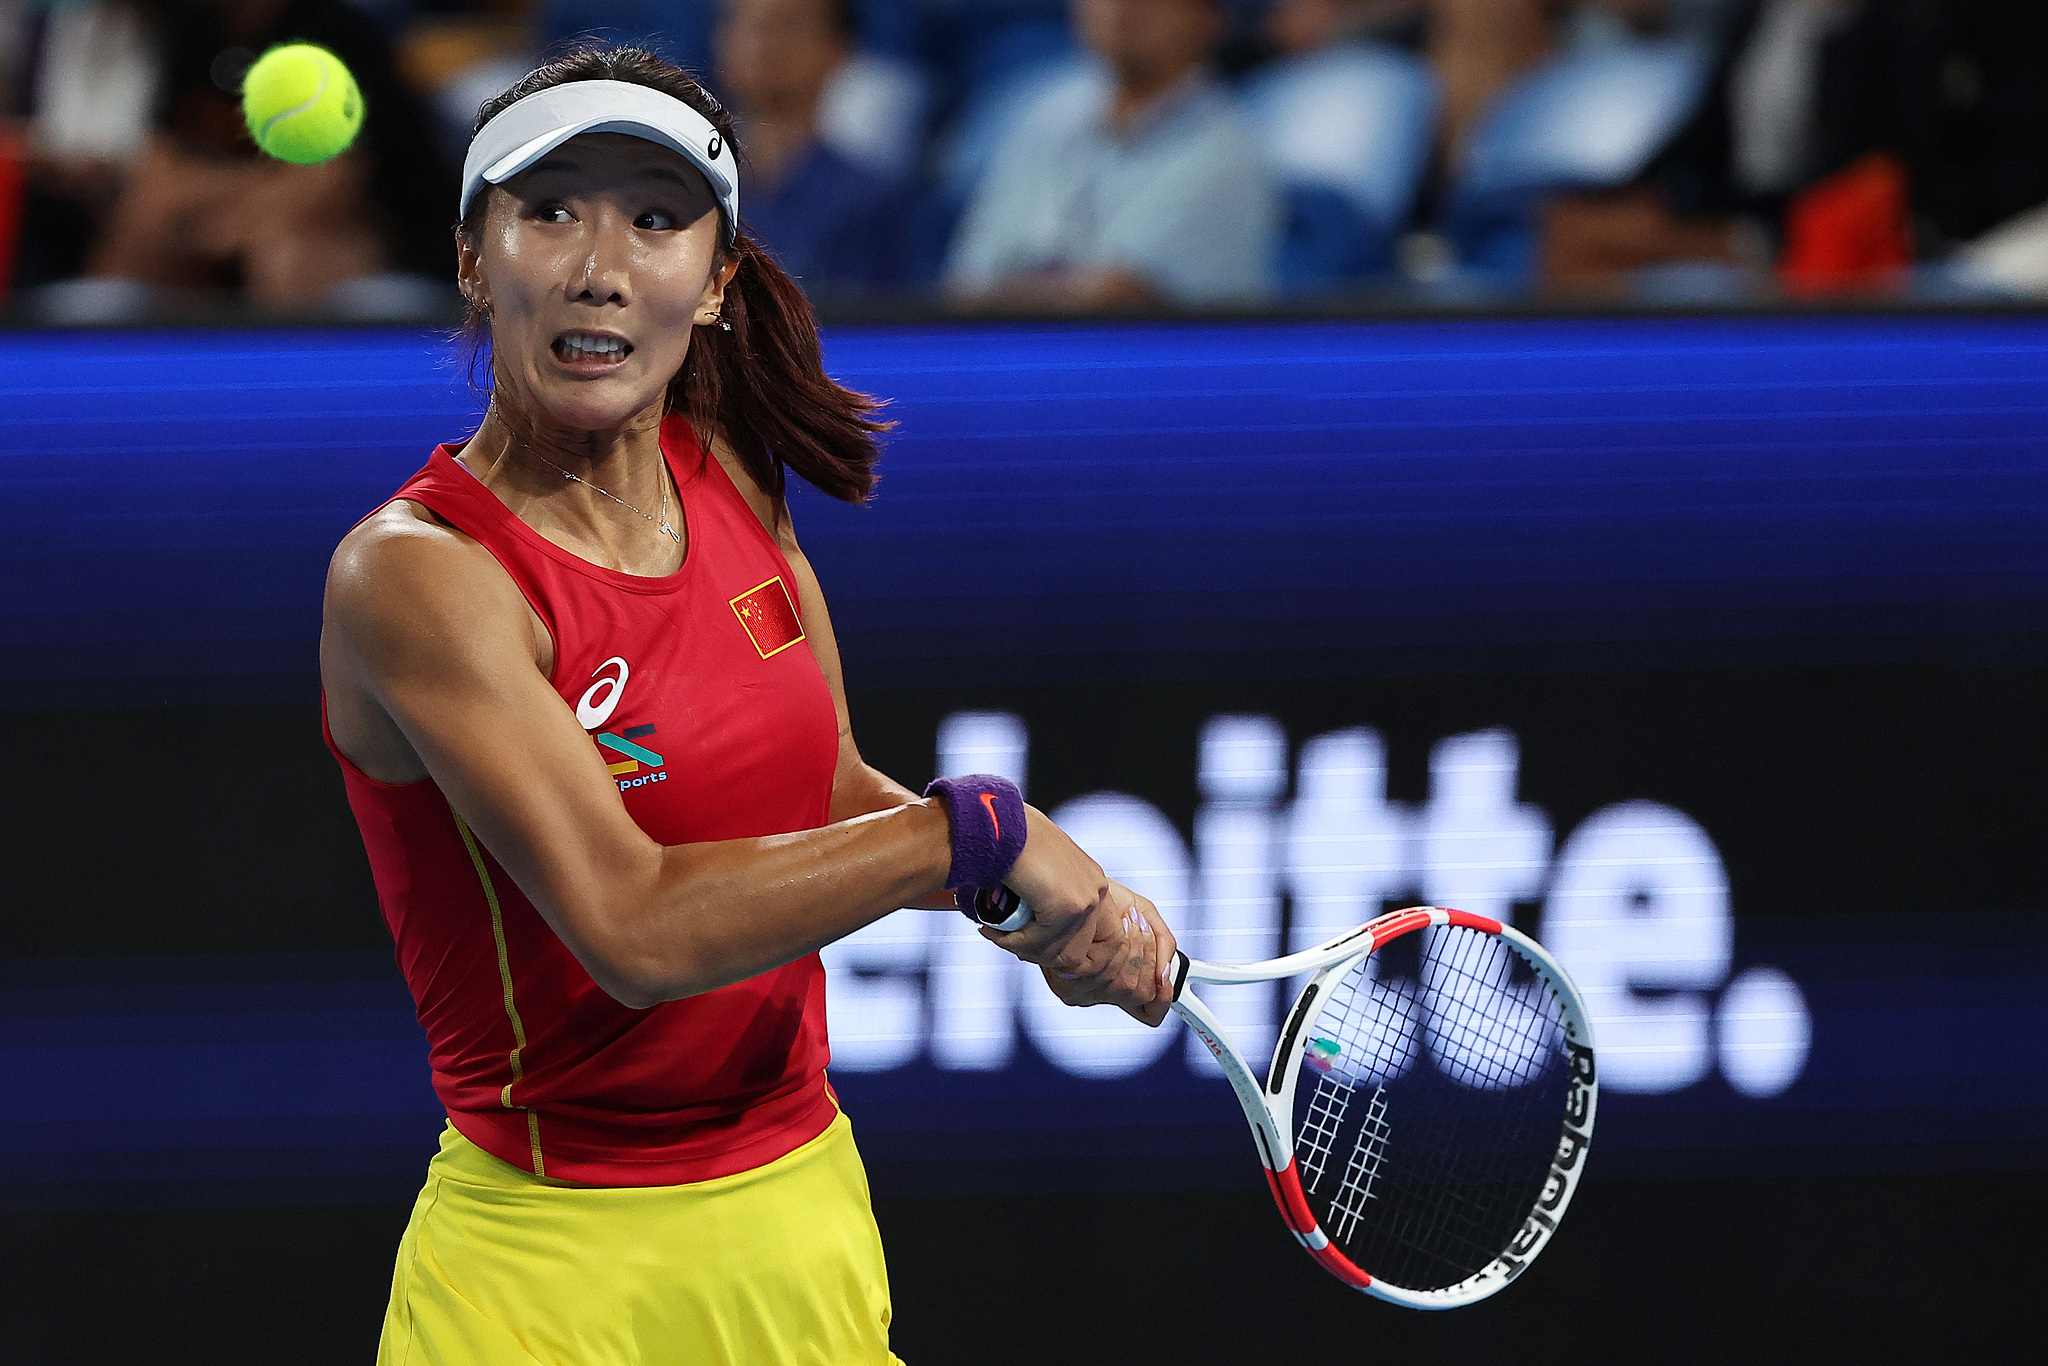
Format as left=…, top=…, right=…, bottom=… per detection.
left=3, top=313, right=2045, bottom=1362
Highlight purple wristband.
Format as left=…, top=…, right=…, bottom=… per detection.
left=924, top=775, right=1027, bottom=898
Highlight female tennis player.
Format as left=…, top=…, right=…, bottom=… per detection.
left=319, top=47, right=1177, bottom=1365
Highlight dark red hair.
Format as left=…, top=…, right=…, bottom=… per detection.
left=458, top=46, right=887, bottom=504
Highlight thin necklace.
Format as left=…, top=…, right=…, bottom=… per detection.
left=519, top=441, right=681, bottom=545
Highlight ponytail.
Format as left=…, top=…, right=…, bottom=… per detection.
left=673, top=231, right=888, bottom=505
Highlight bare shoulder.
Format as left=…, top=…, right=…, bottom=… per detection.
left=327, top=500, right=486, bottom=622
left=330, top=500, right=462, bottom=579
left=325, top=501, right=534, bottom=669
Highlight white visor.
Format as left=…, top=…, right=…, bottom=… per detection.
left=460, top=79, right=739, bottom=244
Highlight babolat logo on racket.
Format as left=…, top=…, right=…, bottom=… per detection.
left=596, top=724, right=666, bottom=792
left=1488, top=1041, right=1597, bottom=1285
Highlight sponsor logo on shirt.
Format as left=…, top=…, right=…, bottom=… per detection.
left=598, top=723, right=667, bottom=792
left=572, top=658, right=664, bottom=792
left=577, top=657, right=630, bottom=730
left=730, top=576, right=806, bottom=659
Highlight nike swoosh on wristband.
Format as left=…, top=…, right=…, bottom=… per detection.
left=979, top=791, right=1002, bottom=838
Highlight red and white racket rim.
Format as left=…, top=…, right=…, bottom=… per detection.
left=1238, top=907, right=1599, bottom=1310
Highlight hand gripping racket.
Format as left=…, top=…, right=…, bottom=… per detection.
left=1168, top=906, right=1597, bottom=1309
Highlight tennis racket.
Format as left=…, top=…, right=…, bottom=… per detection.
left=966, top=885, right=1031, bottom=932
left=1168, top=905, right=1597, bottom=1309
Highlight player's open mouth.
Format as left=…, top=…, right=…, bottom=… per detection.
left=552, top=331, right=633, bottom=367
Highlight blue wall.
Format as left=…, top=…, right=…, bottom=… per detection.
left=4, top=315, right=2045, bottom=699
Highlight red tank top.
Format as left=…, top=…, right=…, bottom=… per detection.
left=325, top=417, right=841, bottom=1185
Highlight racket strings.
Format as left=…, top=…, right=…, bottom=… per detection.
left=1296, top=1070, right=1353, bottom=1193
left=1325, top=1084, right=1391, bottom=1244
left=1384, top=929, right=1565, bottom=1277
left=1292, top=925, right=1571, bottom=1292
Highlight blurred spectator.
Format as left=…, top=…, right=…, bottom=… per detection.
left=11, top=0, right=451, bottom=314
left=535, top=0, right=930, bottom=181
left=946, top=0, right=1279, bottom=309
left=1541, top=0, right=2048, bottom=295
left=1539, top=0, right=1856, bottom=292
left=1314, top=1, right=1713, bottom=156
left=5, top=0, right=162, bottom=292
left=1425, top=0, right=1559, bottom=160
left=1390, top=0, right=1711, bottom=281
left=716, top=0, right=909, bottom=291
left=1243, top=2, right=1438, bottom=287
left=1264, top=0, right=1421, bottom=58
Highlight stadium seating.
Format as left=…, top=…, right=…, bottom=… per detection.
left=1241, top=43, right=1439, bottom=290
left=1445, top=38, right=1709, bottom=281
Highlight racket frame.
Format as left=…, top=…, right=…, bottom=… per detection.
left=1170, top=905, right=1598, bottom=1310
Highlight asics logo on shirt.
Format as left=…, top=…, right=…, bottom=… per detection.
left=577, top=657, right=630, bottom=730
left=598, top=724, right=666, bottom=791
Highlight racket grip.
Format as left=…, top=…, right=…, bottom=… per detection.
left=969, top=886, right=1030, bottom=932
left=1167, top=951, right=1191, bottom=1001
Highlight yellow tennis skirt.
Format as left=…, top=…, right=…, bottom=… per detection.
left=378, top=1110, right=902, bottom=1366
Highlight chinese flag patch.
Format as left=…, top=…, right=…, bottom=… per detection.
left=730, top=576, right=806, bottom=658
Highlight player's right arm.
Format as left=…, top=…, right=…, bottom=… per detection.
left=320, top=507, right=1171, bottom=1019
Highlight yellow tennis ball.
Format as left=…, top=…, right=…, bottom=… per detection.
left=241, top=44, right=363, bottom=166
